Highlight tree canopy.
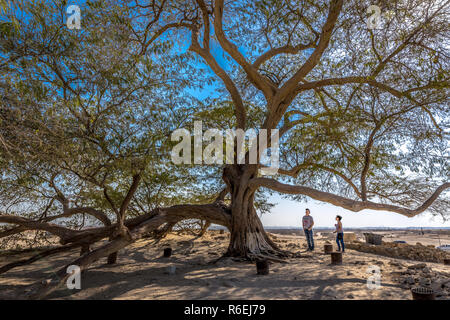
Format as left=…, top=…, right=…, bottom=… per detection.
left=0, top=0, right=448, bottom=298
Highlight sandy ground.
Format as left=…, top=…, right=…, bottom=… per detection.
left=0, top=231, right=449, bottom=300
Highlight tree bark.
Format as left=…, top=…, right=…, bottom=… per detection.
left=223, top=165, right=283, bottom=260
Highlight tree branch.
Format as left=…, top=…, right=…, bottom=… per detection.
left=252, top=39, right=317, bottom=70
left=0, top=215, right=79, bottom=240
left=189, top=24, right=247, bottom=129
left=276, top=163, right=361, bottom=198
left=213, top=0, right=275, bottom=98
left=249, top=178, right=449, bottom=217
left=273, top=0, right=344, bottom=105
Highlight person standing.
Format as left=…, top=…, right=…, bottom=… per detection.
left=302, top=208, right=314, bottom=251
left=334, top=215, right=345, bottom=252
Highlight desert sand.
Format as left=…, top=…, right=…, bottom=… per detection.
left=0, top=230, right=449, bottom=300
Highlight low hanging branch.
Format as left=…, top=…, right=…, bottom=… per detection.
left=249, top=178, right=450, bottom=218
left=0, top=204, right=112, bottom=241
left=0, top=215, right=80, bottom=240
left=12, top=202, right=232, bottom=299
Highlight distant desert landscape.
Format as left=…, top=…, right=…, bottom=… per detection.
left=1, top=229, right=449, bottom=300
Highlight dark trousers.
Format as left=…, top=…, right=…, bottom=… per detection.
left=336, top=232, right=345, bottom=251
left=304, top=229, right=314, bottom=250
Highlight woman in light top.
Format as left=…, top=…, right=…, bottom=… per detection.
left=334, top=215, right=345, bottom=252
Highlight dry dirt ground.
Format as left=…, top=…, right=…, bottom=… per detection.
left=0, top=231, right=449, bottom=300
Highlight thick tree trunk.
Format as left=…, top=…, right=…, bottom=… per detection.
left=223, top=165, right=283, bottom=259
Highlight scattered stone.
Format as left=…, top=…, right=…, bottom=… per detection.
left=419, top=278, right=432, bottom=287
left=347, top=271, right=354, bottom=276
left=440, top=280, right=450, bottom=290
left=347, top=294, right=354, bottom=299
left=422, top=267, right=432, bottom=273
left=408, top=263, right=427, bottom=270
left=404, top=276, right=415, bottom=285
left=346, top=241, right=450, bottom=263
left=222, top=281, right=235, bottom=288
left=420, top=272, right=433, bottom=278
left=388, top=261, right=403, bottom=267
left=393, top=266, right=449, bottom=295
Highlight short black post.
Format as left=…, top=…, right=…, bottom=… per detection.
left=220, top=229, right=224, bottom=235
left=324, top=244, right=333, bottom=254
left=411, top=287, right=435, bottom=300
left=331, top=252, right=342, bottom=265
left=107, top=252, right=118, bottom=264
left=163, top=248, right=172, bottom=258
left=444, top=259, right=450, bottom=266
left=256, top=260, right=269, bottom=275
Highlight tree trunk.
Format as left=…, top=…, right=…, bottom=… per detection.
left=223, top=165, right=283, bottom=259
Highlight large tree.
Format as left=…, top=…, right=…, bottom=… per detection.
left=0, top=0, right=449, bottom=298
left=136, top=0, right=448, bottom=256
